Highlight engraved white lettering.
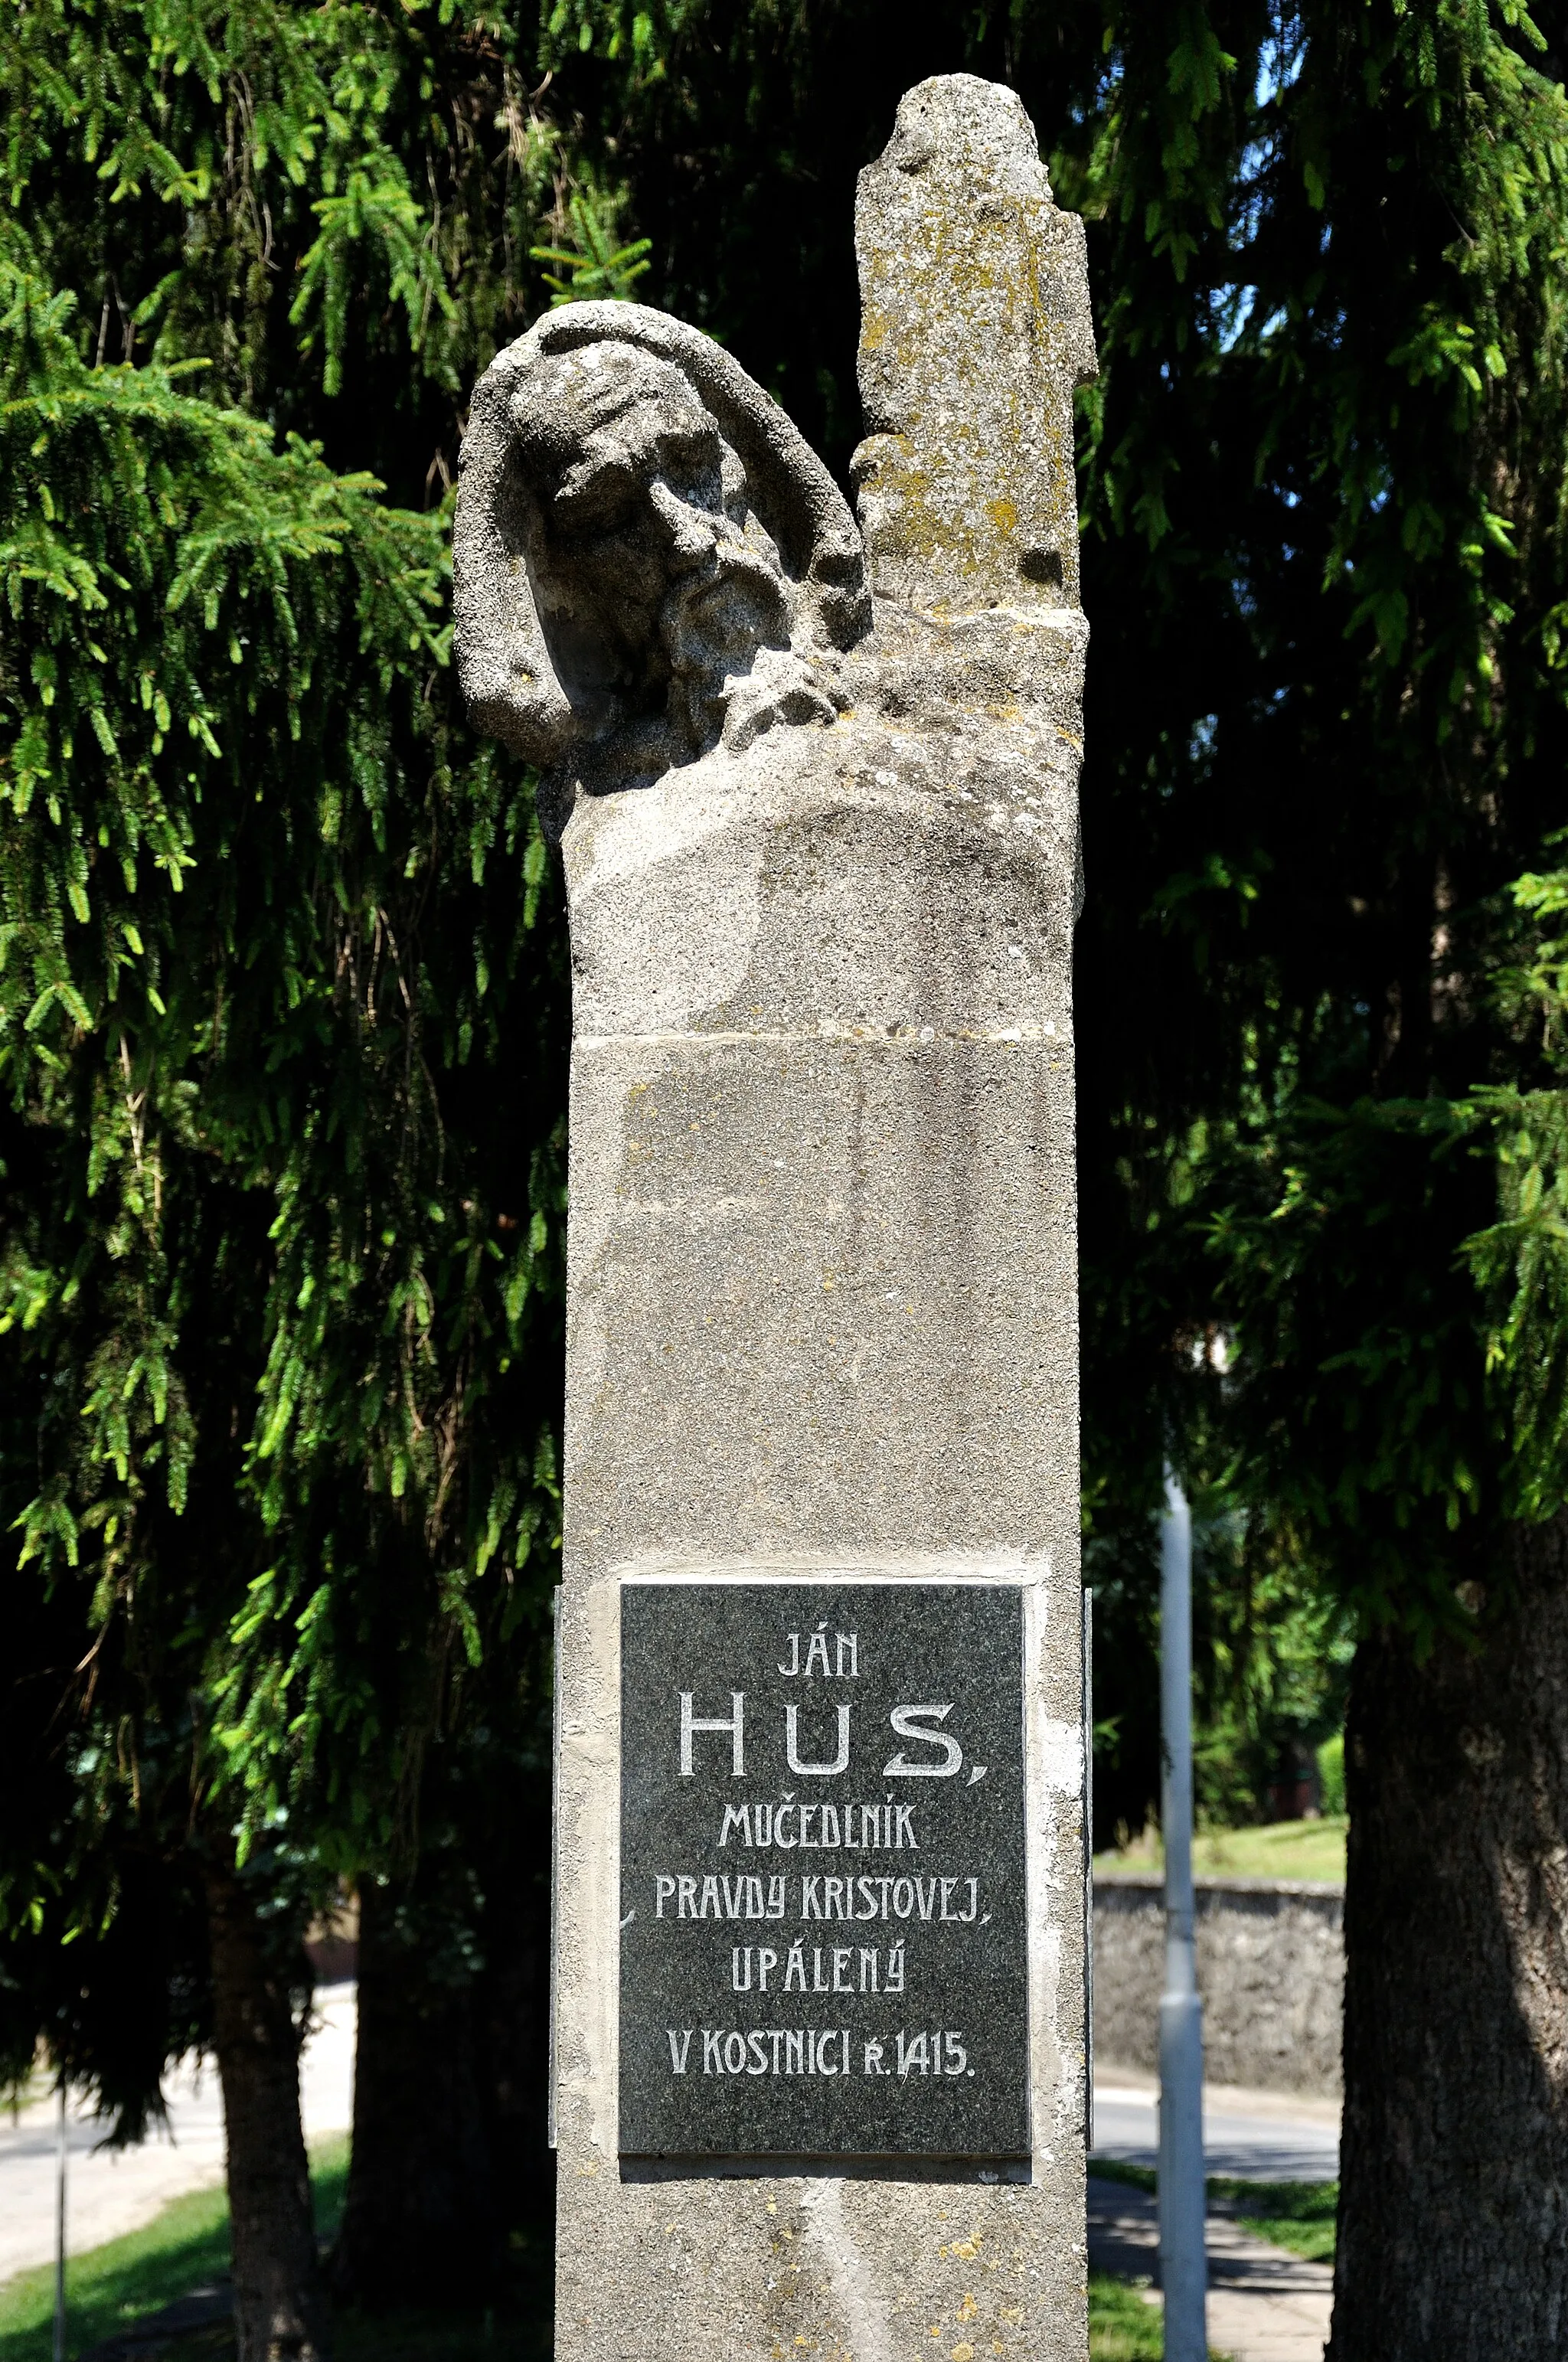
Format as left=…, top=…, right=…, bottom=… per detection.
left=681, top=1691, right=746, bottom=1777
left=884, top=1704, right=962, bottom=1779
left=786, top=1702, right=851, bottom=1776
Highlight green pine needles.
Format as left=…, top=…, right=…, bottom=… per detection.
left=0, top=0, right=575, bottom=1998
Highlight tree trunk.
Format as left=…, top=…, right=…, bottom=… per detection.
left=205, top=1864, right=328, bottom=2362
left=329, top=1759, right=555, bottom=2310
left=329, top=1874, right=496, bottom=2308
left=1329, top=1515, right=1568, bottom=2358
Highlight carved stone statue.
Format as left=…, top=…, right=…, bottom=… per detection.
left=455, top=304, right=868, bottom=829
left=455, top=72, right=1097, bottom=2362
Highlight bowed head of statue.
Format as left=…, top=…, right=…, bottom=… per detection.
left=454, top=304, right=870, bottom=825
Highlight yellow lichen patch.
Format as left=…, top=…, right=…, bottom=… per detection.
left=956, top=2293, right=978, bottom=2321
left=951, top=2347, right=975, bottom=2361
left=988, top=499, right=1018, bottom=535
left=950, top=2239, right=980, bottom=2260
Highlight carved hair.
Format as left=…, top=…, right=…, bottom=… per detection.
left=454, top=303, right=869, bottom=771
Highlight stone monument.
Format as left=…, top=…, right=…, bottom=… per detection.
left=456, top=72, right=1096, bottom=2360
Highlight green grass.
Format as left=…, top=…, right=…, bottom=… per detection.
left=0, top=2136, right=550, bottom=2362
left=1087, top=2272, right=1229, bottom=2360
left=1089, top=2159, right=1338, bottom=2266
left=1088, top=2269, right=1163, bottom=2358
left=1223, top=2181, right=1337, bottom=2265
left=1095, top=1816, right=1347, bottom=1886
left=1088, top=2158, right=1159, bottom=2197
left=0, top=2139, right=348, bottom=2362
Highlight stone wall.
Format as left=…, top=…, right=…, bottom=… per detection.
left=1093, top=1874, right=1344, bottom=2096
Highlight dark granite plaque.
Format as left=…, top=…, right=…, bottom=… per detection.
left=618, top=1580, right=1029, bottom=2159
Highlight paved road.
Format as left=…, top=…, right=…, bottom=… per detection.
left=1093, top=2071, right=1341, bottom=2183
left=0, top=1986, right=355, bottom=2288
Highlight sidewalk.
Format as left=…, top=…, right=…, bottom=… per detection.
left=1089, top=2174, right=1332, bottom=2362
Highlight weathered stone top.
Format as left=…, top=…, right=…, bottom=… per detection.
left=452, top=74, right=1096, bottom=964
left=854, top=75, right=1097, bottom=617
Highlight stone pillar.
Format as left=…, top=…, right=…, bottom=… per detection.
left=455, top=70, right=1095, bottom=2362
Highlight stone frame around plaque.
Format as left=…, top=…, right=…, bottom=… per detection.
left=563, top=1560, right=1063, bottom=2171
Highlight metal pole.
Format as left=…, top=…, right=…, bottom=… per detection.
left=1158, top=1467, right=1207, bottom=2362
left=54, top=2080, right=67, bottom=2362
left=1083, top=1585, right=1094, bottom=2150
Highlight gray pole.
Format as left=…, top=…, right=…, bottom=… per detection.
left=53, top=2080, right=67, bottom=2362
left=1158, top=1468, right=1207, bottom=2361
left=1083, top=1585, right=1094, bottom=2148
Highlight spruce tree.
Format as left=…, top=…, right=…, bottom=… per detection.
left=0, top=0, right=598, bottom=2338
